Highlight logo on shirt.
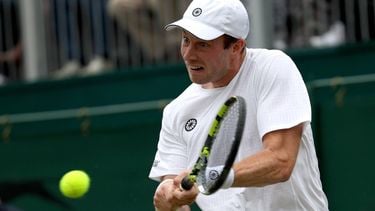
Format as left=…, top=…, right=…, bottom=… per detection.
left=152, top=160, right=160, bottom=167
left=185, top=118, right=197, bottom=131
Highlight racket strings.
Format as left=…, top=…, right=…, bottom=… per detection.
left=198, top=101, right=242, bottom=191
left=209, top=101, right=241, bottom=165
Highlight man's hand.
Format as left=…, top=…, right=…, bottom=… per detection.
left=173, top=173, right=199, bottom=205
left=153, top=172, right=198, bottom=211
left=154, top=179, right=177, bottom=211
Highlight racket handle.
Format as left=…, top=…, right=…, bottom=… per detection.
left=180, top=176, right=194, bottom=190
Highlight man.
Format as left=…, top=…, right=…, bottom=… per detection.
left=149, top=0, right=329, bottom=210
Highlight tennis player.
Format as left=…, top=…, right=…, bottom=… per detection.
left=149, top=0, right=329, bottom=210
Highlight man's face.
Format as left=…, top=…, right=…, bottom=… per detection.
left=180, top=31, right=234, bottom=88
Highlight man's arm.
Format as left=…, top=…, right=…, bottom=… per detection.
left=232, top=123, right=303, bottom=187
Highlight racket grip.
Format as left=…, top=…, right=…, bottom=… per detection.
left=180, top=176, right=194, bottom=190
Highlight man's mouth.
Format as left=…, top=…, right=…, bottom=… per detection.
left=189, top=65, right=204, bottom=71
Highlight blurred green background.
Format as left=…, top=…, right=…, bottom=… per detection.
left=1, top=43, right=375, bottom=210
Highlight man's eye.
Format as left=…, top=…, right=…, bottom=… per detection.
left=199, top=42, right=209, bottom=47
left=182, top=37, right=189, bottom=44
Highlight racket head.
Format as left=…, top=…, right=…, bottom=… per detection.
left=181, top=96, right=246, bottom=194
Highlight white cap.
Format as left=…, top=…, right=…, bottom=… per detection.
left=165, top=0, right=250, bottom=41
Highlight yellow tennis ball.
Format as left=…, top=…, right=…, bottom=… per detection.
left=59, top=170, right=90, bottom=199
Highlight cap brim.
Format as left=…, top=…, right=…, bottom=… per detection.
left=165, top=18, right=224, bottom=41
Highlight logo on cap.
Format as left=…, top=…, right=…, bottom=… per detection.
left=192, top=8, right=202, bottom=17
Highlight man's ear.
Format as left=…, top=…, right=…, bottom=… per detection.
left=232, top=39, right=246, bottom=54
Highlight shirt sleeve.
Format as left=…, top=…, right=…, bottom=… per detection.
left=148, top=105, right=188, bottom=181
left=256, top=52, right=311, bottom=139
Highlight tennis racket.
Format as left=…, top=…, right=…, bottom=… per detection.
left=180, top=96, right=246, bottom=194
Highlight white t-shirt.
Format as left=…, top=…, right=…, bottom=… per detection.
left=149, top=48, right=329, bottom=210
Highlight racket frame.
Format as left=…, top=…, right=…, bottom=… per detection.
left=180, top=96, right=246, bottom=194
